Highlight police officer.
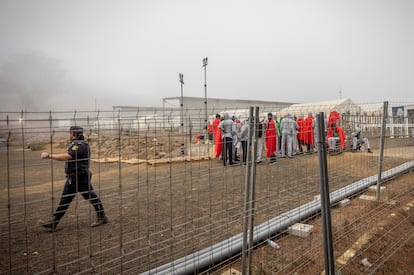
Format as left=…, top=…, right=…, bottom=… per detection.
left=39, top=126, right=108, bottom=231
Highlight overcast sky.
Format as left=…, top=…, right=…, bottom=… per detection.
left=0, top=0, right=413, bottom=111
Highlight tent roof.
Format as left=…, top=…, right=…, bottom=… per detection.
left=278, top=98, right=361, bottom=116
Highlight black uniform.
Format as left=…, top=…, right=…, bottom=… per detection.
left=53, top=135, right=105, bottom=222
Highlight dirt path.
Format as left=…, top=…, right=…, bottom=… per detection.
left=1, top=141, right=413, bottom=274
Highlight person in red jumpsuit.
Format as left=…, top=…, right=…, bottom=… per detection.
left=328, top=110, right=340, bottom=128
left=265, top=112, right=277, bottom=164
left=304, top=112, right=314, bottom=152
left=213, top=114, right=222, bottom=159
left=297, top=114, right=305, bottom=154
left=326, top=123, right=346, bottom=152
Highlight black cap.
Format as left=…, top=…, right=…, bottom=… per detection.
left=70, top=126, right=83, bottom=133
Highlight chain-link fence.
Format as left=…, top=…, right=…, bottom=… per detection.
left=0, top=102, right=413, bottom=274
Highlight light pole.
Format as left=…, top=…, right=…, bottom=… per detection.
left=179, top=73, right=184, bottom=133
left=203, top=57, right=208, bottom=134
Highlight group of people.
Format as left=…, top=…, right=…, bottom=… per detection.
left=211, top=112, right=281, bottom=166
left=211, top=110, right=373, bottom=165
left=212, top=112, right=265, bottom=166
left=323, top=111, right=372, bottom=154
left=40, top=118, right=372, bottom=233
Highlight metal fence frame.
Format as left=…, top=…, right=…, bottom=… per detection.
left=1, top=102, right=413, bottom=274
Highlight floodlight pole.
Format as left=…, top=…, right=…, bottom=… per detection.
left=179, top=73, right=184, bottom=133
left=203, top=57, right=208, bottom=134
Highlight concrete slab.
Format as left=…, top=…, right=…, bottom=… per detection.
left=368, top=185, right=386, bottom=192
left=288, top=223, right=314, bottom=237
left=359, top=194, right=377, bottom=201
left=221, top=268, right=242, bottom=275
left=339, top=198, right=351, bottom=207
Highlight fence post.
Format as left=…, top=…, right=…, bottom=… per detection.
left=405, top=111, right=409, bottom=137
left=179, top=73, right=184, bottom=134
left=6, top=116, right=12, bottom=273
left=316, top=112, right=335, bottom=275
left=247, top=106, right=259, bottom=272
left=241, top=106, right=254, bottom=274
left=116, top=111, right=124, bottom=273
left=203, top=57, right=208, bottom=134
left=376, top=101, right=388, bottom=200
left=46, top=111, right=57, bottom=272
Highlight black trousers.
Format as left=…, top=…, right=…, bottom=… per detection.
left=54, top=171, right=105, bottom=221
left=241, top=140, right=248, bottom=164
left=298, top=139, right=303, bottom=153
left=222, top=137, right=233, bottom=165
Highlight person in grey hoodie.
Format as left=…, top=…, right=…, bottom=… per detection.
left=218, top=113, right=235, bottom=166
left=232, top=115, right=241, bottom=162
left=281, top=113, right=295, bottom=157
left=256, top=118, right=264, bottom=163
left=240, top=118, right=250, bottom=165
left=292, top=115, right=299, bottom=156
left=352, top=127, right=372, bottom=153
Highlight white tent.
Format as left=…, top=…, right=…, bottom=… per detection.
left=278, top=98, right=361, bottom=118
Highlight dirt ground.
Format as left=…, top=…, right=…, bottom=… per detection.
left=0, top=134, right=413, bottom=274
left=220, top=171, right=414, bottom=274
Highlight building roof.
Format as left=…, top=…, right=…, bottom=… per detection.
left=162, top=96, right=294, bottom=106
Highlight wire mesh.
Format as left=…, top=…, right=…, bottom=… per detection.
left=0, top=102, right=413, bottom=274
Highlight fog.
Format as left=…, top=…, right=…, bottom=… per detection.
left=0, top=52, right=66, bottom=111
left=1, top=0, right=414, bottom=111
left=0, top=51, right=156, bottom=111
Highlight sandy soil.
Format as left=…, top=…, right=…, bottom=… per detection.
left=0, top=135, right=413, bottom=274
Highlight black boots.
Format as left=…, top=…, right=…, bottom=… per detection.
left=39, top=218, right=59, bottom=232
left=91, top=213, right=109, bottom=227
left=40, top=213, right=108, bottom=231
